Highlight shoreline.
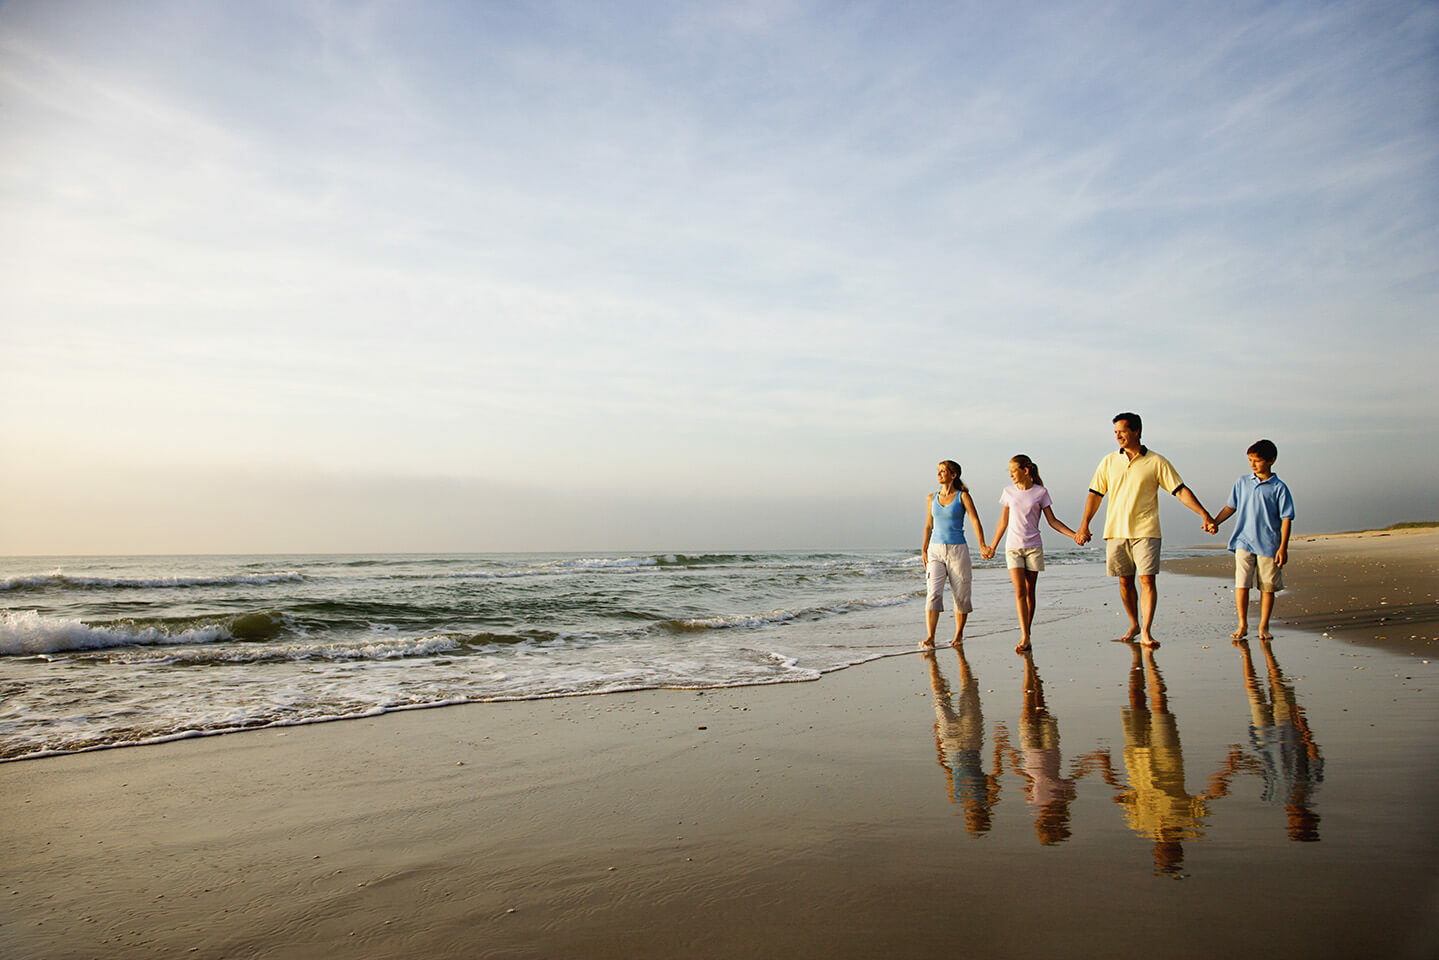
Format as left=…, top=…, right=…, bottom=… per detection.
left=4, top=534, right=1437, bottom=959
left=1164, top=526, right=1438, bottom=656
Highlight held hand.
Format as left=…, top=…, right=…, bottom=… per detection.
left=1202, top=517, right=1218, bottom=536
left=1076, top=527, right=1091, bottom=546
left=1072, top=531, right=1086, bottom=546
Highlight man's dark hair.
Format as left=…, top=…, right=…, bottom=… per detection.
left=1113, top=412, right=1142, bottom=435
left=1247, top=439, right=1278, bottom=461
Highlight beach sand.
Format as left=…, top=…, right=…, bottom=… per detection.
left=4, top=533, right=1437, bottom=959
left=1166, top=526, right=1439, bottom=655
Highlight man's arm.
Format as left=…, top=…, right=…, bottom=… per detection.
left=1078, top=491, right=1103, bottom=546
left=1174, top=485, right=1217, bottom=535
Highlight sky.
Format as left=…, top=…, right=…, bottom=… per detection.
left=1, top=0, right=1436, bottom=554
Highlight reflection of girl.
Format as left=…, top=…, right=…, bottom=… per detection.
left=983, top=455, right=1081, bottom=653
left=921, top=460, right=987, bottom=648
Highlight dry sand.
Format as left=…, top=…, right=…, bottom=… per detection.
left=1166, top=526, right=1439, bottom=654
left=4, top=532, right=1437, bottom=959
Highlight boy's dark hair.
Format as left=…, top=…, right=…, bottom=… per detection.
left=1248, top=439, right=1278, bottom=461
left=1113, top=412, right=1142, bottom=435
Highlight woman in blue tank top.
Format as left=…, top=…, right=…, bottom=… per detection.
left=921, top=460, right=988, bottom=648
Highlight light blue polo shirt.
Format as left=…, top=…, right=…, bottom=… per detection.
left=1226, top=473, right=1296, bottom=558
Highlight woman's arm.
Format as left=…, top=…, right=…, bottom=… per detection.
left=962, top=491, right=987, bottom=555
left=920, top=495, right=934, bottom=571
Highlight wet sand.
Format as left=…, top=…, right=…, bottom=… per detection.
left=1166, top=526, right=1439, bottom=655
left=4, top=536, right=1438, bottom=959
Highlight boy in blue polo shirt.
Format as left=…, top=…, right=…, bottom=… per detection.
left=1211, top=439, right=1296, bottom=640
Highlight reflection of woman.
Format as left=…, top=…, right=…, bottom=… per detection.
left=920, top=460, right=987, bottom=648
left=923, top=648, right=1005, bottom=836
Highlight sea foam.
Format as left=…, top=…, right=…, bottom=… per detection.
left=0, top=610, right=232, bottom=656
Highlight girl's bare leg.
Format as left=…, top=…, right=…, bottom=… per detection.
left=1022, top=570, right=1039, bottom=649
left=1010, top=567, right=1032, bottom=651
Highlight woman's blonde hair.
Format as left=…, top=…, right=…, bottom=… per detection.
left=940, top=459, right=969, bottom=493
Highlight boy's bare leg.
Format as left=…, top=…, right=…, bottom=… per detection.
left=1258, top=591, right=1275, bottom=640
left=1010, top=568, right=1032, bottom=651
left=1232, top=586, right=1250, bottom=639
left=923, top=610, right=939, bottom=648
left=1117, top=575, right=1141, bottom=641
left=952, top=609, right=967, bottom=647
left=1138, top=574, right=1160, bottom=648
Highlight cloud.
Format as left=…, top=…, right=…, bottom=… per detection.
left=1, top=0, right=1435, bottom=550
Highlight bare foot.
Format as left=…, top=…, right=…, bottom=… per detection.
left=949, top=634, right=964, bottom=648
left=1014, top=638, right=1031, bottom=653
left=1257, top=630, right=1273, bottom=640
left=919, top=638, right=936, bottom=650
left=1230, top=626, right=1248, bottom=639
left=1117, top=625, right=1140, bottom=642
left=1139, top=635, right=1161, bottom=649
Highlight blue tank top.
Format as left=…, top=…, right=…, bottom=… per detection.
left=931, top=491, right=967, bottom=544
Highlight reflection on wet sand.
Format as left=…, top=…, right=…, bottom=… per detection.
left=1106, top=643, right=1246, bottom=876
left=916, top=639, right=1330, bottom=869
left=1002, top=651, right=1110, bottom=844
left=1220, top=638, right=1325, bottom=841
left=922, top=648, right=1006, bottom=835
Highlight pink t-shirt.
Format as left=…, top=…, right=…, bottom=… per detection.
left=1000, top=484, right=1053, bottom=549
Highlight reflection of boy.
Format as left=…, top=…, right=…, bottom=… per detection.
left=1238, top=640, right=1324, bottom=841
left=1211, top=439, right=1296, bottom=641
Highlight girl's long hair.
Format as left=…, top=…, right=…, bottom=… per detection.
left=1011, top=454, right=1043, bottom=487
left=941, top=459, right=970, bottom=493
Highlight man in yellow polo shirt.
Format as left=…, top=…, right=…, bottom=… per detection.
left=1077, top=412, right=1217, bottom=647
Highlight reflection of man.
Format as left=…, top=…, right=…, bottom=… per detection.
left=1228, top=639, right=1325, bottom=840
left=1077, top=412, right=1217, bottom=647
left=1112, top=643, right=1210, bottom=875
left=922, top=649, right=1005, bottom=836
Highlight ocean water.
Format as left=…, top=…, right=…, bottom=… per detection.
left=0, top=546, right=1209, bottom=762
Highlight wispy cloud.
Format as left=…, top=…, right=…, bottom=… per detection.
left=2, top=0, right=1435, bottom=550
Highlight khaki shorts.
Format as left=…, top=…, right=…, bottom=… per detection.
left=1236, top=548, right=1284, bottom=592
left=926, top=542, right=973, bottom=613
left=1106, top=538, right=1161, bottom=577
left=1006, top=547, right=1045, bottom=571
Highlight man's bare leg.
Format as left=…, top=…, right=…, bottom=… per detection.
left=1138, top=574, right=1159, bottom=648
left=1117, top=574, right=1141, bottom=641
left=1232, top=586, right=1250, bottom=640
left=952, top=609, right=967, bottom=647
left=923, top=609, right=939, bottom=649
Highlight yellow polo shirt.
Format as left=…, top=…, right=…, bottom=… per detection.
left=1089, top=447, right=1185, bottom=539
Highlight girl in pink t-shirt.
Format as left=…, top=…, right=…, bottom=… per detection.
left=983, top=455, right=1082, bottom=652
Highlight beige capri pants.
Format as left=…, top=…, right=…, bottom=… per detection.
left=926, top=542, right=973, bottom=613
